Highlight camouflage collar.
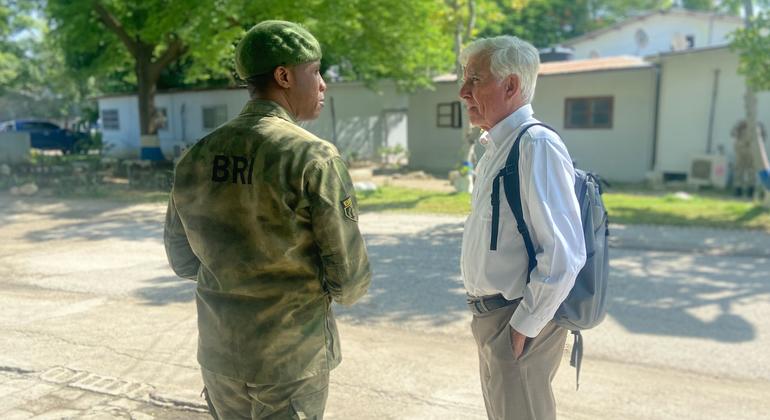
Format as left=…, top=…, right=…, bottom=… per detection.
left=240, top=99, right=297, bottom=123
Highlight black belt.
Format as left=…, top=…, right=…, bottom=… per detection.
left=466, top=294, right=520, bottom=315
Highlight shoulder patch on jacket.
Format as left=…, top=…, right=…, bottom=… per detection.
left=341, top=196, right=357, bottom=222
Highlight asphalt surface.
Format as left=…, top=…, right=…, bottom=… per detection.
left=0, top=194, right=769, bottom=419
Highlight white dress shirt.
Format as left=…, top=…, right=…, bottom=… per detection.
left=461, top=104, right=586, bottom=338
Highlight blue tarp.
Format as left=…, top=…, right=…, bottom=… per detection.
left=759, top=169, right=770, bottom=190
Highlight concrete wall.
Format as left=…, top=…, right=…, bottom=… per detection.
left=98, top=96, right=141, bottom=159
left=568, top=13, right=741, bottom=59
left=302, top=81, right=408, bottom=160
left=655, top=47, right=770, bottom=176
left=533, top=68, right=657, bottom=182
left=0, top=132, right=30, bottom=164
left=408, top=68, right=656, bottom=182
left=156, top=89, right=250, bottom=156
left=407, top=83, right=467, bottom=175
left=98, top=83, right=406, bottom=161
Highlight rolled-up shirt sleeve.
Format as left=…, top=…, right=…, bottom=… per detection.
left=509, top=136, right=587, bottom=337
left=306, top=157, right=372, bottom=306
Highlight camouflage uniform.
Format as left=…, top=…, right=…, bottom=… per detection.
left=164, top=99, right=371, bottom=419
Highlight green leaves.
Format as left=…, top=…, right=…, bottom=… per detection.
left=730, top=11, right=770, bottom=91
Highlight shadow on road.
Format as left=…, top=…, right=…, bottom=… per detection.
left=134, top=275, right=196, bottom=306
left=336, top=222, right=469, bottom=327
left=340, top=223, right=768, bottom=343
left=8, top=191, right=764, bottom=343
left=18, top=202, right=163, bottom=242
left=608, top=251, right=768, bottom=342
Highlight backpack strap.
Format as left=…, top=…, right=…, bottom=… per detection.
left=570, top=330, right=583, bottom=391
left=490, top=122, right=586, bottom=390
left=490, top=122, right=556, bottom=285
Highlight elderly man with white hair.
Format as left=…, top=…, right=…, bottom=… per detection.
left=459, top=36, right=586, bottom=420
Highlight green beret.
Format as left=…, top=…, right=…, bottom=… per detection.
left=235, top=20, right=322, bottom=80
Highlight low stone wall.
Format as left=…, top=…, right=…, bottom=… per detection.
left=0, top=132, right=31, bottom=164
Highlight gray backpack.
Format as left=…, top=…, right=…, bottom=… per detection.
left=489, top=123, right=609, bottom=389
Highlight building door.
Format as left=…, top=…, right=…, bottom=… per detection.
left=382, top=109, right=408, bottom=164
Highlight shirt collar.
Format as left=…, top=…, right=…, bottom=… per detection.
left=240, top=99, right=297, bottom=123
left=480, top=104, right=534, bottom=149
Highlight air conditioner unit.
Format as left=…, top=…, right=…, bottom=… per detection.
left=687, top=154, right=728, bottom=188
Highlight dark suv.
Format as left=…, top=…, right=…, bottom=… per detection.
left=0, top=119, right=87, bottom=153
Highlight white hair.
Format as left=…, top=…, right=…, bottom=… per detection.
left=460, top=36, right=540, bottom=104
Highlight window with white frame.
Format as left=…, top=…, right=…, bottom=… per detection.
left=102, top=109, right=120, bottom=130
left=202, top=105, right=227, bottom=129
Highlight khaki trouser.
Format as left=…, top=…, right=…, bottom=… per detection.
left=471, top=301, right=567, bottom=420
left=201, top=368, right=328, bottom=420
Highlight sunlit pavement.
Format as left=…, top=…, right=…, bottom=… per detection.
left=1, top=194, right=769, bottom=419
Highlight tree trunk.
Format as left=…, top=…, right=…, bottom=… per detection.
left=92, top=3, right=186, bottom=160
left=742, top=0, right=763, bottom=200
left=452, top=0, right=479, bottom=190
left=452, top=0, right=463, bottom=79
left=136, top=49, right=159, bottom=136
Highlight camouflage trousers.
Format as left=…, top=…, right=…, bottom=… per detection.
left=734, top=152, right=757, bottom=190
left=201, top=367, right=329, bottom=419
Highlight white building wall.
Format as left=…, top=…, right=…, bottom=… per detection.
left=409, top=69, right=656, bottom=182
left=568, top=13, right=741, bottom=59
left=160, top=89, right=250, bottom=153
left=655, top=47, right=770, bottom=176
left=533, top=68, right=657, bottom=182
left=99, top=96, right=140, bottom=159
left=407, top=83, right=467, bottom=175
left=302, top=81, right=409, bottom=160
left=98, top=84, right=406, bottom=161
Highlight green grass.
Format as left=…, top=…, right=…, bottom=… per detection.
left=358, top=186, right=471, bottom=215
left=53, top=184, right=770, bottom=231
left=358, top=186, right=770, bottom=232
left=604, top=192, right=770, bottom=231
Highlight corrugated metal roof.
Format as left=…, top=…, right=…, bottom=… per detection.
left=433, top=55, right=652, bottom=83
left=539, top=55, right=652, bottom=75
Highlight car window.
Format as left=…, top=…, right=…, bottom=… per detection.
left=19, top=122, right=59, bottom=131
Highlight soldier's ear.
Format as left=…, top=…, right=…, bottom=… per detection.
left=274, top=66, right=291, bottom=89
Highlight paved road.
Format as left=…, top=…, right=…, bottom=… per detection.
left=0, top=195, right=769, bottom=419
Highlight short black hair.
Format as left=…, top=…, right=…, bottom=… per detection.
left=246, top=71, right=275, bottom=97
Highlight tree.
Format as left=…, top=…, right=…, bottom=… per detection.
left=731, top=7, right=770, bottom=90
left=0, top=0, right=99, bottom=123
left=729, top=0, right=770, bottom=203
left=310, top=0, right=455, bottom=91
left=47, top=0, right=243, bottom=138
left=46, top=0, right=462, bottom=147
left=445, top=0, right=504, bottom=186
left=0, top=0, right=36, bottom=95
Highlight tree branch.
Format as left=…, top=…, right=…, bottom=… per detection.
left=154, top=36, right=187, bottom=72
left=92, top=1, right=138, bottom=57
left=226, top=15, right=242, bottom=29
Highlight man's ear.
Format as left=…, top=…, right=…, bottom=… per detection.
left=273, top=66, right=292, bottom=89
left=505, top=74, right=520, bottom=100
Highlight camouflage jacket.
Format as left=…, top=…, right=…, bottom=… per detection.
left=164, top=99, right=371, bottom=383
